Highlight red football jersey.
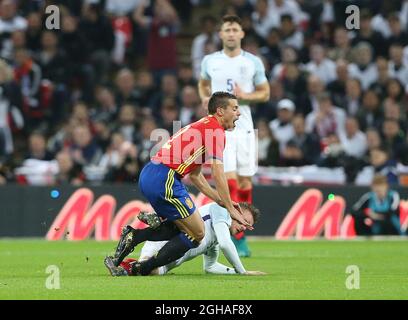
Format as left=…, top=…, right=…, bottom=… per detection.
left=152, top=115, right=225, bottom=177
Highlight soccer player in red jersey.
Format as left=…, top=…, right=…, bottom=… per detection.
left=105, top=92, right=251, bottom=276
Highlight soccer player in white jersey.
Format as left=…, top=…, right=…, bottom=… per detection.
left=198, top=15, right=270, bottom=257
left=106, top=202, right=266, bottom=276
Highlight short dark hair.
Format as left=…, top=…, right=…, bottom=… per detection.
left=207, top=91, right=237, bottom=115
left=221, top=14, right=242, bottom=28
left=239, top=202, right=261, bottom=224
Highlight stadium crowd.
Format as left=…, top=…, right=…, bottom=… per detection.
left=1, top=0, right=408, bottom=186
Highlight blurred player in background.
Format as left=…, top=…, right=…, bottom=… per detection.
left=105, top=92, right=252, bottom=276
left=350, top=174, right=406, bottom=236
left=198, top=15, right=270, bottom=256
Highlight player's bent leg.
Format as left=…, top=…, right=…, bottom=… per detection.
left=173, top=209, right=205, bottom=242
left=129, top=211, right=204, bottom=276
left=111, top=221, right=180, bottom=266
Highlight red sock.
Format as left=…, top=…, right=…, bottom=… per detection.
left=227, top=179, right=239, bottom=202
left=234, top=188, right=252, bottom=240
left=237, top=188, right=252, bottom=204
left=234, top=231, right=245, bottom=240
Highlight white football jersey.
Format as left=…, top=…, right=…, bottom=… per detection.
left=201, top=50, right=268, bottom=131
left=184, top=202, right=232, bottom=257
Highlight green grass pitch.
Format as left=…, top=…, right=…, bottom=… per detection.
left=0, top=239, right=407, bottom=300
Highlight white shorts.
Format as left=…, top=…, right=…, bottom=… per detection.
left=223, top=129, right=257, bottom=176
left=139, top=241, right=166, bottom=261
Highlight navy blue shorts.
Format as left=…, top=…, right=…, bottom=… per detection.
left=138, top=161, right=196, bottom=221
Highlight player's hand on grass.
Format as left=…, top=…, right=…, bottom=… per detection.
left=244, top=271, right=267, bottom=276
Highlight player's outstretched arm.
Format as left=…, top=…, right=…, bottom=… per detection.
left=189, top=166, right=222, bottom=203
left=213, top=222, right=246, bottom=274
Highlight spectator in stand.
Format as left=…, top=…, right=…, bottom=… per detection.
left=13, top=48, right=42, bottom=131
left=0, top=58, right=23, bottom=158
left=350, top=174, right=404, bottom=236
left=385, top=78, right=406, bottom=106
left=388, top=44, right=408, bottom=91
left=370, top=57, right=392, bottom=99
left=179, top=85, right=200, bottom=126
left=134, top=0, right=180, bottom=83
left=69, top=124, right=102, bottom=167
left=114, top=68, right=140, bottom=108
left=47, top=117, right=79, bottom=155
left=327, top=27, right=353, bottom=61
left=135, top=70, right=156, bottom=110
left=296, top=74, right=324, bottom=116
left=339, top=117, right=367, bottom=159
left=54, top=150, right=84, bottom=186
left=137, top=116, right=159, bottom=167
left=191, top=15, right=219, bottom=80
left=281, top=62, right=306, bottom=103
left=177, top=63, right=197, bottom=87
left=93, top=118, right=112, bottom=153
left=115, top=104, right=139, bottom=143
left=279, top=14, right=303, bottom=50
left=80, top=2, right=115, bottom=84
left=266, top=0, right=304, bottom=27
left=71, top=102, right=94, bottom=133
left=387, top=12, right=408, bottom=47
left=60, top=13, right=93, bottom=103
left=269, top=99, right=295, bottom=154
left=1, top=29, right=26, bottom=60
left=340, top=78, right=362, bottom=117
left=281, top=114, right=321, bottom=166
left=351, top=9, right=386, bottom=58
left=327, top=59, right=351, bottom=110
left=348, top=42, right=378, bottom=90
left=259, top=27, right=281, bottom=72
left=25, top=11, right=42, bottom=53
left=383, top=98, right=407, bottom=132
left=254, top=79, right=284, bottom=121
left=35, top=30, right=68, bottom=124
left=25, top=132, right=54, bottom=161
left=158, top=97, right=179, bottom=133
left=369, top=147, right=398, bottom=185
left=305, top=92, right=346, bottom=141
left=381, top=118, right=405, bottom=160
left=252, top=0, right=276, bottom=40
left=271, top=45, right=298, bottom=80
left=99, top=131, right=139, bottom=183
left=256, top=118, right=279, bottom=166
left=0, top=0, right=27, bottom=56
left=304, top=44, right=337, bottom=85
left=149, top=73, right=180, bottom=119
left=365, top=127, right=383, bottom=155
left=356, top=89, right=384, bottom=132
left=92, top=86, right=119, bottom=124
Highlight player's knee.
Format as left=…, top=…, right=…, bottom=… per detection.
left=193, top=228, right=205, bottom=242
